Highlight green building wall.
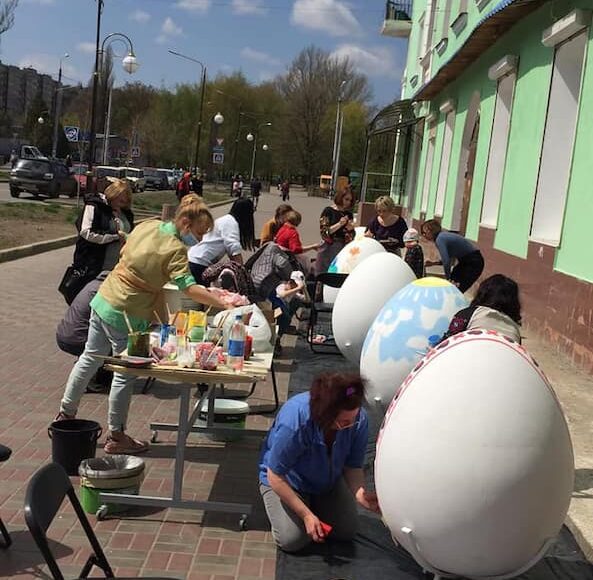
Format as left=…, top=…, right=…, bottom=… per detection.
left=403, top=0, right=593, bottom=282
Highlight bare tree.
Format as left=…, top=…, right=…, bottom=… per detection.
left=276, top=45, right=371, bottom=185
left=0, top=0, right=18, bottom=37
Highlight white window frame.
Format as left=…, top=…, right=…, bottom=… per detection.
left=434, top=103, right=456, bottom=216
left=530, top=30, right=588, bottom=246
left=480, top=59, right=518, bottom=228
left=421, top=120, right=437, bottom=214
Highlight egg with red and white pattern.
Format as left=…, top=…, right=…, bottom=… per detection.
left=375, top=330, right=574, bottom=579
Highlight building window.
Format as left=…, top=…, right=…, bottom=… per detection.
left=421, top=124, right=436, bottom=213
left=530, top=30, right=587, bottom=245
left=441, top=0, right=452, bottom=39
left=435, top=109, right=456, bottom=216
left=481, top=71, right=516, bottom=228
left=417, top=13, right=425, bottom=62
left=476, top=0, right=491, bottom=11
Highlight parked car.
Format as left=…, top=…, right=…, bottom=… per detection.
left=160, top=168, right=177, bottom=189
left=123, top=167, right=145, bottom=192
left=94, top=165, right=125, bottom=194
left=72, top=163, right=88, bottom=193
left=144, top=167, right=168, bottom=190
left=10, top=158, right=77, bottom=198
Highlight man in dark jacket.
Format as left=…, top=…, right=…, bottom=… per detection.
left=56, top=272, right=112, bottom=391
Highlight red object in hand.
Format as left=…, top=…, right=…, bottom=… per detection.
left=244, top=334, right=253, bottom=360
left=319, top=521, right=333, bottom=537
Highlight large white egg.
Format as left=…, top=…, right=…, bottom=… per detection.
left=323, top=237, right=385, bottom=303
left=360, top=277, right=467, bottom=406
left=332, top=253, right=415, bottom=364
left=375, top=330, right=574, bottom=578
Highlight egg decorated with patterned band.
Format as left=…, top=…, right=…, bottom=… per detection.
left=332, top=252, right=415, bottom=365
left=360, top=277, right=468, bottom=406
left=323, top=237, right=385, bottom=304
left=375, top=330, right=574, bottom=579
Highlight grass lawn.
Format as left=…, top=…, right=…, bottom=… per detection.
left=0, top=203, right=79, bottom=250
left=133, top=189, right=229, bottom=213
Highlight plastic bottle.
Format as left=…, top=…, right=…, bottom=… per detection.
left=227, top=314, right=246, bottom=371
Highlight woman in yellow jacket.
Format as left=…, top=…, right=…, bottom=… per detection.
left=56, top=194, right=229, bottom=454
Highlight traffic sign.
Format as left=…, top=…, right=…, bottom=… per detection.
left=64, top=126, right=79, bottom=142
left=216, top=138, right=224, bottom=146
left=131, top=146, right=140, bottom=158
left=212, top=152, right=224, bottom=165
left=212, top=145, right=225, bottom=153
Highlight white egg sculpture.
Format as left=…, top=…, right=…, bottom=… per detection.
left=332, top=253, right=415, bottom=364
left=323, top=237, right=385, bottom=304
left=375, top=330, right=574, bottom=579
left=361, top=277, right=467, bottom=406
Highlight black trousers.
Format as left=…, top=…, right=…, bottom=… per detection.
left=450, top=250, right=484, bottom=293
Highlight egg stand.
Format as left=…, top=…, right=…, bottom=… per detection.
left=400, top=527, right=555, bottom=580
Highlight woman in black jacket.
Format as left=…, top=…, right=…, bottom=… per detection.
left=72, top=179, right=134, bottom=278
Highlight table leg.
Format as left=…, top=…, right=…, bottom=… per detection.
left=172, top=385, right=191, bottom=501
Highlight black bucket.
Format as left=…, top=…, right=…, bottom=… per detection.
left=48, top=419, right=102, bottom=476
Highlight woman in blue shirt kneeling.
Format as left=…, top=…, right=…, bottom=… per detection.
left=259, top=372, right=379, bottom=552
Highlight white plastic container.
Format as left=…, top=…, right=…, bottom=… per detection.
left=196, top=399, right=250, bottom=441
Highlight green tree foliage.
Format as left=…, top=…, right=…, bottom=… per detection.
left=60, top=44, right=373, bottom=179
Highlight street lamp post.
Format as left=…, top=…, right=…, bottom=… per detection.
left=247, top=122, right=272, bottom=181
left=51, top=52, right=69, bottom=158
left=87, top=21, right=139, bottom=187
left=169, top=49, right=206, bottom=173
left=330, top=80, right=347, bottom=194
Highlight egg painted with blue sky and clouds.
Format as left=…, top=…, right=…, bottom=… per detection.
left=361, top=277, right=468, bottom=406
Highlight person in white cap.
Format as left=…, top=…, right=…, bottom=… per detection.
left=403, top=228, right=424, bottom=278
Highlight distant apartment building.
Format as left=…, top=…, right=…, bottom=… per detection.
left=0, top=61, right=58, bottom=132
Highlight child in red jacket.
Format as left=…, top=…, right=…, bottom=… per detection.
left=274, top=210, right=319, bottom=254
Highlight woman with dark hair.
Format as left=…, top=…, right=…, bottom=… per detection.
left=439, top=274, right=522, bottom=343
left=315, top=189, right=355, bottom=275
left=188, top=197, right=256, bottom=284
left=259, top=372, right=379, bottom=553
left=421, top=219, right=484, bottom=292
left=260, top=203, right=293, bottom=244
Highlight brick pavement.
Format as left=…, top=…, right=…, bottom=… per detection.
left=0, top=189, right=327, bottom=579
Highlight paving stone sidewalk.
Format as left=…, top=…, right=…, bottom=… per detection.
left=0, top=189, right=328, bottom=579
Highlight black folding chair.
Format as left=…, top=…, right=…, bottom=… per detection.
left=307, top=272, right=348, bottom=354
left=0, top=443, right=12, bottom=548
left=24, top=462, right=115, bottom=579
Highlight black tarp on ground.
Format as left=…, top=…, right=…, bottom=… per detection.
left=276, top=337, right=593, bottom=580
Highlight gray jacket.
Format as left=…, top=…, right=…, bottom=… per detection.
left=56, top=271, right=108, bottom=348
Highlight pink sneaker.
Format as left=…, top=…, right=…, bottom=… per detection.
left=104, top=434, right=149, bottom=455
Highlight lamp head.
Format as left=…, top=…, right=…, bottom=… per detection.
left=213, top=112, right=224, bottom=125
left=37, top=116, right=45, bottom=125
left=246, top=133, right=254, bottom=142
left=262, top=144, right=269, bottom=151
left=122, top=53, right=140, bottom=75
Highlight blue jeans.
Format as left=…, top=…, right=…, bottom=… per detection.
left=60, top=310, right=135, bottom=432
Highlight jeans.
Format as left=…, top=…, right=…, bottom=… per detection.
left=260, top=477, right=358, bottom=552
left=60, top=310, right=135, bottom=432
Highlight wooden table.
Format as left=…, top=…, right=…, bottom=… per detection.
left=100, top=353, right=274, bottom=528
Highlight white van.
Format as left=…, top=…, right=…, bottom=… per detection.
left=123, top=167, right=145, bottom=192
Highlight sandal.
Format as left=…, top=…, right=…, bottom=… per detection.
left=104, top=434, right=149, bottom=455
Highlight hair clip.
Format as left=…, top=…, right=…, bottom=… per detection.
left=345, top=386, right=355, bottom=397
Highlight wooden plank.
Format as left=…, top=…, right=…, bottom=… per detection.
left=104, top=352, right=274, bottom=385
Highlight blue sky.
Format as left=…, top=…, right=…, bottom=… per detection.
left=0, top=0, right=408, bottom=107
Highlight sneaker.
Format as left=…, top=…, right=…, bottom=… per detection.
left=54, top=411, right=75, bottom=422
left=104, top=434, right=149, bottom=455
